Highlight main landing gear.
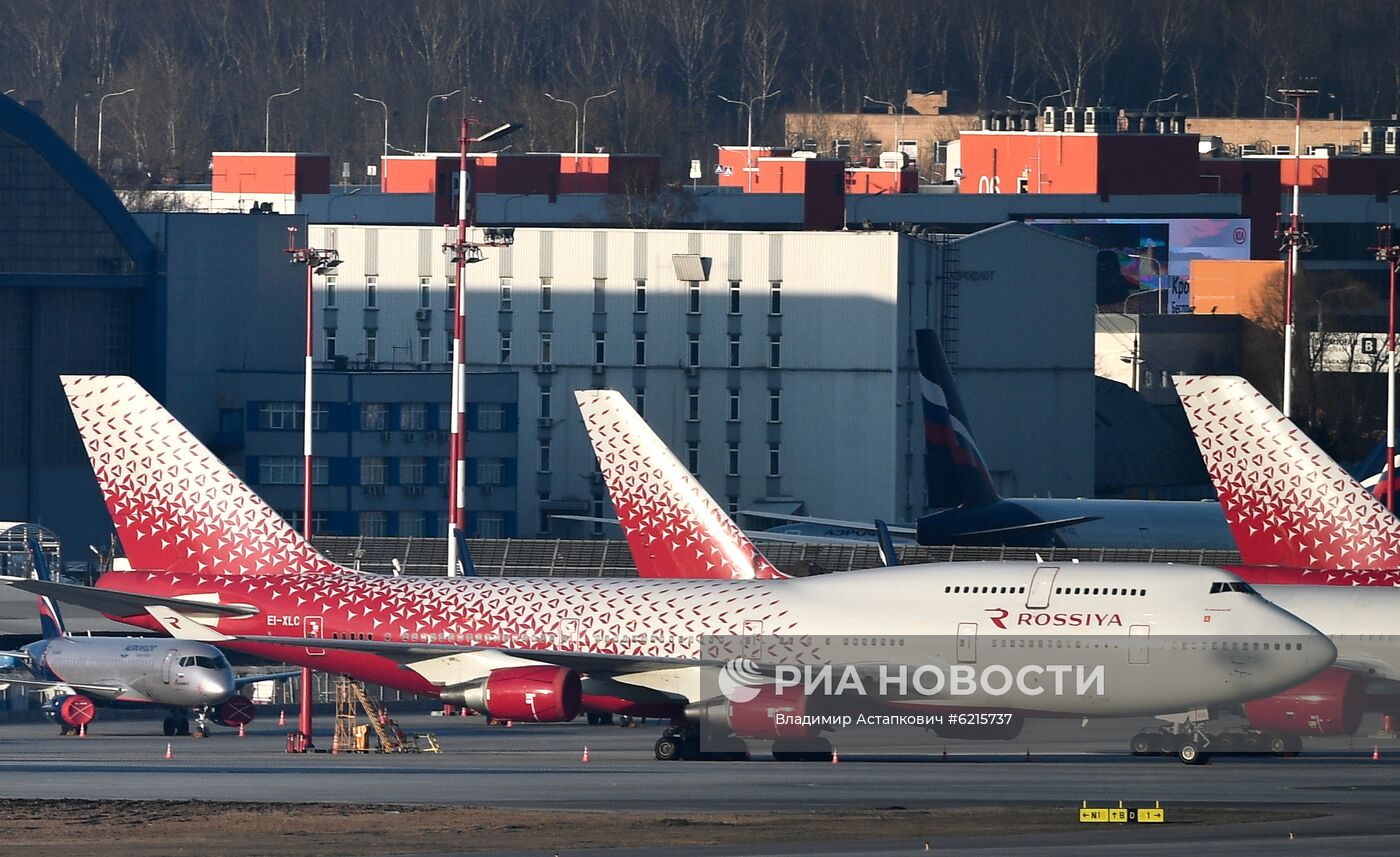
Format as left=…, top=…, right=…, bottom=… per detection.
left=162, top=711, right=210, bottom=737
left=1130, top=726, right=1301, bottom=764
left=653, top=723, right=752, bottom=761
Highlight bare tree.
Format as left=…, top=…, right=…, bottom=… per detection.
left=1021, top=0, right=1126, bottom=106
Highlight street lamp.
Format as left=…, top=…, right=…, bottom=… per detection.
left=424, top=87, right=463, bottom=153
left=581, top=88, right=617, bottom=153
left=544, top=92, right=580, bottom=152
left=283, top=225, right=341, bottom=753
left=717, top=89, right=782, bottom=192
left=1267, top=84, right=1318, bottom=418
left=73, top=91, right=92, bottom=156
left=862, top=95, right=904, bottom=159
left=265, top=87, right=300, bottom=152
left=1375, top=226, right=1400, bottom=513
left=353, top=92, right=390, bottom=156
left=1145, top=92, right=1185, bottom=113
left=1328, top=93, right=1344, bottom=122
left=96, top=87, right=134, bottom=170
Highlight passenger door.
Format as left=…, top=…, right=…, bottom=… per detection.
left=1129, top=625, right=1150, bottom=665
left=304, top=616, right=325, bottom=656
left=957, top=622, right=978, bottom=664
left=1026, top=567, right=1058, bottom=609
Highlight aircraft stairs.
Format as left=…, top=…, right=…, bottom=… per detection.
left=333, top=676, right=439, bottom=753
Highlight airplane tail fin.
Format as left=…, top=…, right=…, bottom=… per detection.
left=1177, top=375, right=1400, bottom=570
left=27, top=537, right=65, bottom=639
left=576, top=390, right=787, bottom=580
left=60, top=375, right=345, bottom=575
left=914, top=329, right=999, bottom=509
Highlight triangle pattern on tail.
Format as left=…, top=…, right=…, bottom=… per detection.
left=576, top=390, right=786, bottom=580
left=1177, top=374, right=1400, bottom=571
left=61, top=375, right=345, bottom=575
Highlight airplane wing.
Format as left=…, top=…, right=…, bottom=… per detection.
left=0, top=650, right=32, bottom=663
left=233, top=670, right=302, bottom=690
left=736, top=510, right=918, bottom=536
left=2, top=577, right=259, bottom=618
left=552, top=514, right=866, bottom=545
left=0, top=674, right=124, bottom=696
left=949, top=515, right=1103, bottom=540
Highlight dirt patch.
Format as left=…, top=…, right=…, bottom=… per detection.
left=0, top=800, right=1321, bottom=855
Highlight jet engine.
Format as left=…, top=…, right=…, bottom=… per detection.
left=214, top=694, right=256, bottom=727
left=686, top=684, right=818, bottom=741
left=1242, top=667, right=1365, bottom=736
left=442, top=665, right=581, bottom=722
left=44, top=694, right=96, bottom=731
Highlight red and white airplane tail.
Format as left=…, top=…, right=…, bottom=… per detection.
left=61, top=375, right=344, bottom=575
left=1177, top=374, right=1400, bottom=570
left=575, top=390, right=786, bottom=580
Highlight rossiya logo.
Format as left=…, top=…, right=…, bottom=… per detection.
left=986, top=608, right=1011, bottom=629
left=717, top=657, right=765, bottom=703
left=985, top=608, right=1123, bottom=629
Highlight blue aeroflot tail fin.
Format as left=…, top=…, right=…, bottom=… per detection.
left=27, top=537, right=66, bottom=640
left=915, top=329, right=999, bottom=510
left=454, top=530, right=477, bottom=577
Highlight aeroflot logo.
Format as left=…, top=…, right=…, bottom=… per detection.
left=985, top=608, right=1123, bottom=630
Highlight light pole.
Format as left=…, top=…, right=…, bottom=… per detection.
left=862, top=95, right=903, bottom=159
left=717, top=89, right=782, bottom=192
left=73, top=91, right=92, bottom=156
left=1268, top=85, right=1318, bottom=418
left=581, top=88, right=617, bottom=154
left=96, top=87, right=134, bottom=170
left=353, top=92, right=390, bottom=156
left=1328, top=93, right=1344, bottom=122
left=544, top=92, right=580, bottom=152
left=283, top=226, right=340, bottom=752
left=265, top=87, right=300, bottom=152
left=424, top=88, right=463, bottom=153
left=1375, top=226, right=1400, bottom=513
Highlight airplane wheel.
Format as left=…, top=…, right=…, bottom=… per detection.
left=586, top=712, right=600, bottom=725
left=1242, top=732, right=1263, bottom=752
left=1283, top=735, right=1302, bottom=756
left=1213, top=733, right=1236, bottom=752
left=162, top=717, right=177, bottom=737
left=1129, top=733, right=1160, bottom=755
left=655, top=736, right=681, bottom=761
left=1178, top=739, right=1208, bottom=765
left=175, top=716, right=191, bottom=737
left=1266, top=733, right=1289, bottom=755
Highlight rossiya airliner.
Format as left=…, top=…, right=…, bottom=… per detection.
left=13, top=375, right=1332, bottom=764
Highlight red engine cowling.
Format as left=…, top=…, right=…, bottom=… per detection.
left=1242, top=666, right=1366, bottom=736
left=45, top=694, right=96, bottom=728
left=446, top=666, right=581, bottom=722
left=215, top=694, right=256, bottom=727
left=725, top=685, right=815, bottom=740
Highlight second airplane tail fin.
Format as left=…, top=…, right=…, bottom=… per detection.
left=915, top=329, right=999, bottom=510
left=27, top=537, right=65, bottom=639
left=576, top=390, right=786, bottom=580
left=61, top=375, right=345, bottom=576
left=1177, top=374, right=1400, bottom=570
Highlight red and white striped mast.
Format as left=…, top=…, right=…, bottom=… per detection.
left=446, top=116, right=471, bottom=577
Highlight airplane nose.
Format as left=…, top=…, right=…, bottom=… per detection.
left=203, top=670, right=235, bottom=701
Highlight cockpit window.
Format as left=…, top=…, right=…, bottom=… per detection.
left=178, top=656, right=193, bottom=667
left=1209, top=581, right=1257, bottom=595
left=193, top=656, right=220, bottom=669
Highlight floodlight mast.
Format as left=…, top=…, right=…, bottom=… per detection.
left=1274, top=85, right=1317, bottom=418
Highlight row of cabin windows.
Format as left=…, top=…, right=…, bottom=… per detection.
left=944, top=585, right=1148, bottom=597
left=985, top=640, right=1305, bottom=651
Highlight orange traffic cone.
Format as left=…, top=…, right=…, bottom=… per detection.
left=506, top=720, right=513, bottom=728
left=238, top=722, right=246, bottom=738
left=1373, top=745, right=1381, bottom=761
left=581, top=746, right=590, bottom=763
left=831, top=750, right=839, bottom=764
left=332, top=732, right=340, bottom=754
left=278, top=709, right=286, bottom=727
left=165, top=742, right=173, bottom=760
left=79, top=723, right=86, bottom=738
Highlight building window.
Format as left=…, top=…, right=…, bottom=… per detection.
left=476, top=513, right=506, bottom=539
left=400, top=512, right=426, bottom=538
left=594, top=277, right=607, bottom=313
left=447, top=331, right=455, bottom=362
left=634, top=280, right=647, bottom=313
left=365, top=334, right=378, bottom=363
left=539, top=494, right=553, bottom=535
left=728, top=280, right=741, bottom=315
left=768, top=335, right=781, bottom=368
left=591, top=498, right=605, bottom=537
left=419, top=334, right=432, bottom=364
left=499, top=277, right=511, bottom=310
left=437, top=457, right=450, bottom=486
left=359, top=511, right=387, bottom=537
left=259, top=456, right=302, bottom=485
left=540, top=387, right=552, bottom=420
left=728, top=334, right=740, bottom=368
left=540, top=332, right=552, bottom=364
left=769, top=280, right=782, bottom=315
left=727, top=496, right=739, bottom=515
left=419, top=277, right=431, bottom=309
left=728, top=389, right=740, bottom=422
left=499, top=333, right=511, bottom=363
left=259, top=401, right=303, bottom=431
left=767, top=443, right=781, bottom=477
left=447, top=280, right=457, bottom=311
left=687, top=390, right=700, bottom=422
left=769, top=390, right=781, bottom=423
left=478, top=403, right=505, bottom=431
left=400, top=403, right=427, bottom=431
left=361, top=456, right=387, bottom=486
left=727, top=442, right=740, bottom=477
left=361, top=403, right=387, bottom=431
left=401, top=456, right=427, bottom=485
left=366, top=276, right=378, bottom=309
left=325, top=276, right=337, bottom=308
left=326, top=333, right=337, bottom=359
left=311, top=403, right=328, bottom=430
left=687, top=281, right=701, bottom=314
left=634, top=387, right=646, bottom=417
left=539, top=439, right=552, bottom=474
left=285, top=510, right=328, bottom=535
left=634, top=334, right=646, bottom=366
left=687, top=333, right=700, bottom=367
left=593, top=333, right=606, bottom=366
left=478, top=457, right=504, bottom=485
left=540, top=277, right=553, bottom=312
left=686, top=441, right=699, bottom=474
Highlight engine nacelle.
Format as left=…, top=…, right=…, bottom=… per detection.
left=44, top=694, right=96, bottom=728
left=442, top=665, right=581, bottom=723
left=215, top=694, right=256, bottom=727
left=686, top=685, right=817, bottom=740
left=1242, top=666, right=1365, bottom=736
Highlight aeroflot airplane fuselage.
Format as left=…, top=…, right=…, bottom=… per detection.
left=91, top=562, right=1333, bottom=719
